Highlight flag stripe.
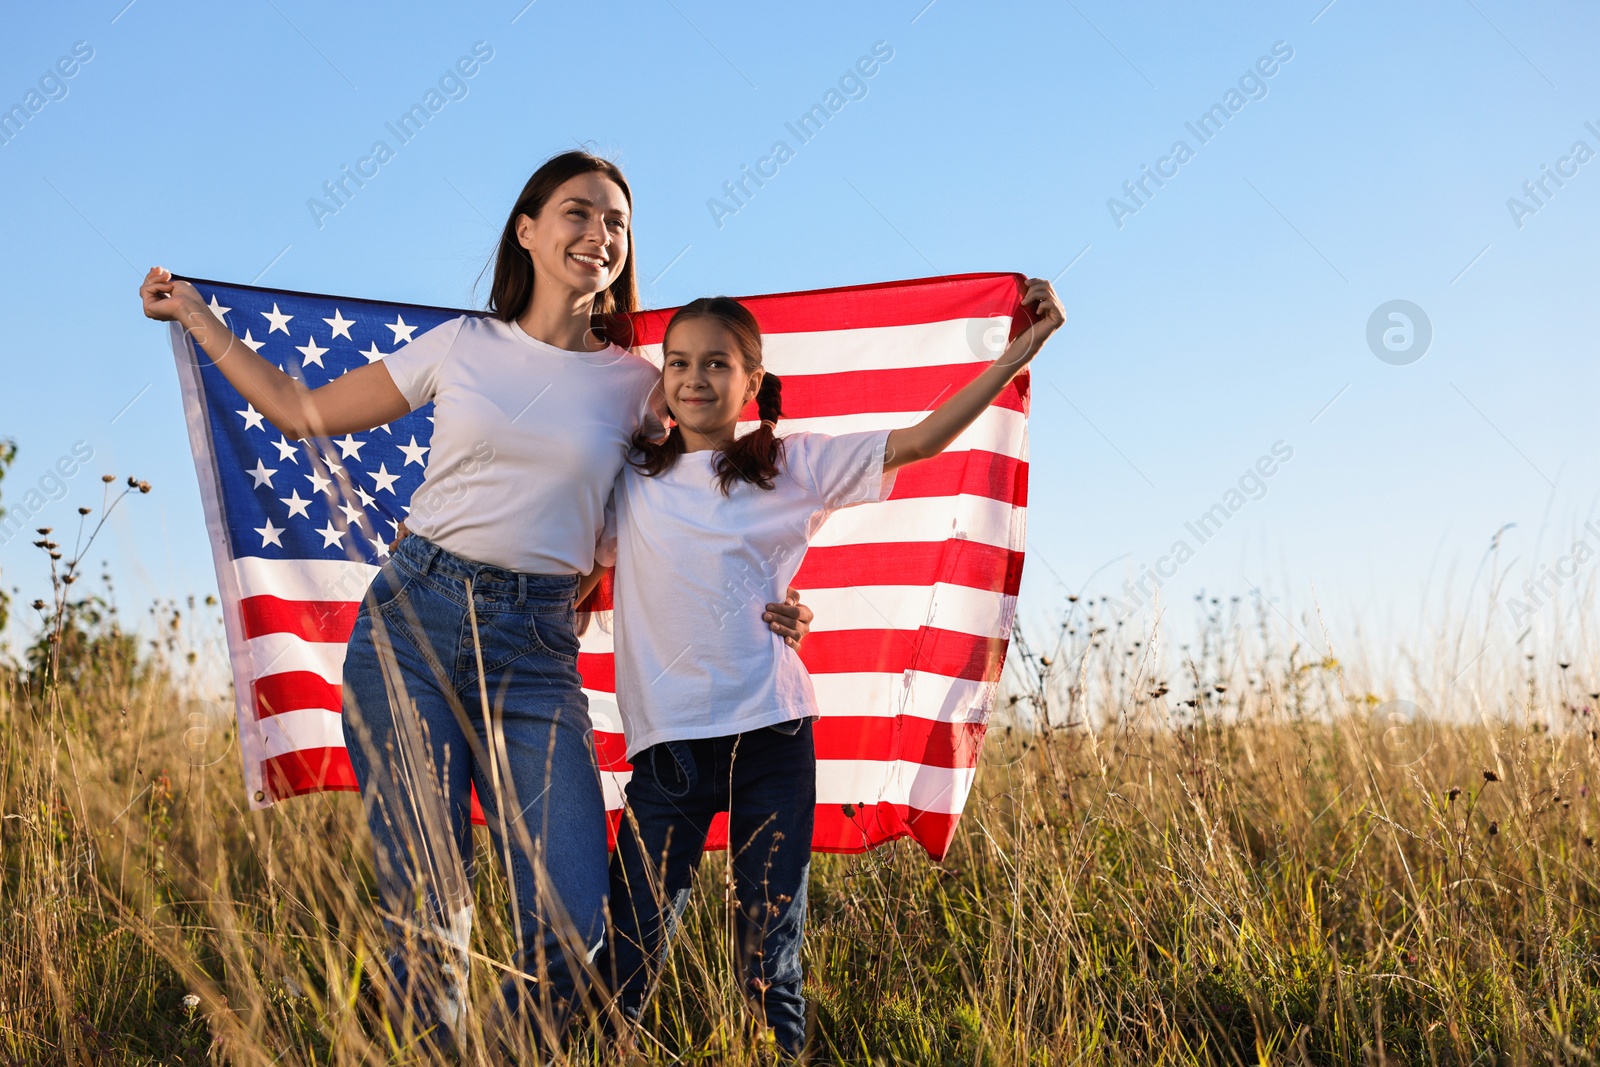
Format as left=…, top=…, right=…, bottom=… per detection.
left=760, top=364, right=1025, bottom=419
left=796, top=542, right=1025, bottom=595
left=886, top=450, right=1028, bottom=506
left=800, top=628, right=1009, bottom=681
left=241, top=595, right=360, bottom=642
left=240, top=548, right=1023, bottom=643
left=629, top=272, right=1025, bottom=343
left=263, top=748, right=967, bottom=860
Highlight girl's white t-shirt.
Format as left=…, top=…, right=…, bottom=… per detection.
left=598, top=430, right=897, bottom=757
left=382, top=314, right=660, bottom=574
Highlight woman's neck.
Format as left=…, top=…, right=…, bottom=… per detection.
left=515, top=284, right=606, bottom=352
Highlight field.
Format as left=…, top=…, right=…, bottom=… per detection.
left=4, top=540, right=1600, bottom=1065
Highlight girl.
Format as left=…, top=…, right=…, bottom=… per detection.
left=597, top=282, right=1063, bottom=1056
left=138, top=151, right=812, bottom=1051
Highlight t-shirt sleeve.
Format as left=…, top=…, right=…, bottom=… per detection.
left=629, top=357, right=667, bottom=442
left=380, top=315, right=468, bottom=410
left=791, top=429, right=898, bottom=511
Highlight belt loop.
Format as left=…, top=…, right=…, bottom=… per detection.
left=419, top=539, right=442, bottom=576
left=517, top=574, right=527, bottom=605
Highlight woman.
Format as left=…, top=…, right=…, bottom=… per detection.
left=139, top=151, right=812, bottom=1050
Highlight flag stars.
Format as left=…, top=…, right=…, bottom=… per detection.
left=262, top=303, right=294, bottom=334
left=323, top=308, right=355, bottom=340
left=399, top=436, right=429, bottom=467
left=247, top=459, right=278, bottom=489
left=334, top=433, right=366, bottom=460
left=296, top=335, right=330, bottom=368
left=360, top=342, right=385, bottom=363
left=271, top=436, right=300, bottom=463
left=355, top=484, right=376, bottom=509
left=337, top=500, right=367, bottom=528
left=305, top=467, right=332, bottom=496
left=386, top=314, right=417, bottom=345
left=240, top=329, right=266, bottom=353
left=279, top=489, right=312, bottom=519
left=254, top=517, right=284, bottom=548
left=369, top=463, right=401, bottom=495
left=236, top=403, right=266, bottom=431
left=315, top=521, right=345, bottom=549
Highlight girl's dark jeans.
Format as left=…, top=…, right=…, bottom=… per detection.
left=606, top=718, right=815, bottom=1056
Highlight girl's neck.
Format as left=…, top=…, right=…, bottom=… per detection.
left=678, top=421, right=736, bottom=453
left=515, top=283, right=607, bottom=353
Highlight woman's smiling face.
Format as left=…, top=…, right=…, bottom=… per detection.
left=662, top=316, right=762, bottom=448
left=515, top=172, right=630, bottom=300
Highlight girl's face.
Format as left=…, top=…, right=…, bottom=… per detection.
left=662, top=317, right=762, bottom=446
left=515, top=172, right=630, bottom=301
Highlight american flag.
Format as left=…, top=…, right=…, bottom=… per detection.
left=171, top=272, right=1030, bottom=859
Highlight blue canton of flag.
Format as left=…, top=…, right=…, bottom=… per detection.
left=186, top=280, right=462, bottom=566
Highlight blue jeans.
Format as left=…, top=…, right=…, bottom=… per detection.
left=606, top=719, right=815, bottom=1056
left=341, top=534, right=609, bottom=1047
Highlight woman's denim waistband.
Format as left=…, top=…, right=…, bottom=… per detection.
left=390, top=533, right=578, bottom=608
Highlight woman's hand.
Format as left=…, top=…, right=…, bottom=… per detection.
left=1000, top=277, right=1066, bottom=369
left=141, top=267, right=208, bottom=327
left=764, top=587, right=813, bottom=651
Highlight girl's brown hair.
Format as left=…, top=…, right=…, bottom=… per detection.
left=487, top=150, right=639, bottom=346
left=630, top=297, right=785, bottom=495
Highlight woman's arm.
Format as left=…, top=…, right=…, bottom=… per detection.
left=141, top=267, right=410, bottom=440
left=765, top=588, right=813, bottom=651
left=884, top=277, right=1065, bottom=473
left=576, top=564, right=611, bottom=607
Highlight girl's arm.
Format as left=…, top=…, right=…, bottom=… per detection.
left=884, top=277, right=1064, bottom=473
left=141, top=267, right=410, bottom=440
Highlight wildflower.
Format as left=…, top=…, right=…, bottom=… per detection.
left=30, top=600, right=44, bottom=611
left=1487, top=820, right=1499, bottom=836
left=1483, top=770, right=1500, bottom=783
left=182, top=993, right=200, bottom=1014
left=138, top=480, right=151, bottom=493
left=77, top=506, right=90, bottom=516
left=1446, top=786, right=1461, bottom=803
left=100, top=474, right=115, bottom=483
left=35, top=526, right=50, bottom=535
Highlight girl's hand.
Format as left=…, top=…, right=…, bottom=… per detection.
left=141, top=266, right=206, bottom=325
left=1001, top=277, right=1066, bottom=368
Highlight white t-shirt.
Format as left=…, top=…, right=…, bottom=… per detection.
left=382, top=314, right=660, bottom=574
left=598, top=430, right=897, bottom=757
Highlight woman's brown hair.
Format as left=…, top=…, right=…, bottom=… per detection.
left=487, top=150, right=639, bottom=346
left=630, top=297, right=785, bottom=495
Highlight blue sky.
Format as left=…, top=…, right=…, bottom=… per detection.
left=1, top=1, right=1597, bottom=665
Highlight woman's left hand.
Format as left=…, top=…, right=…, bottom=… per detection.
left=764, top=587, right=813, bottom=650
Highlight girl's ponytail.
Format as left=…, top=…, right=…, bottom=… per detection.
left=715, top=372, right=784, bottom=495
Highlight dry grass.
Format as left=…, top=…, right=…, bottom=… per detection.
left=4, top=577, right=1600, bottom=1065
